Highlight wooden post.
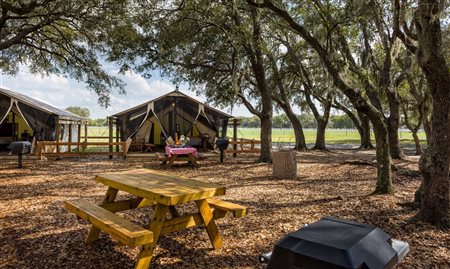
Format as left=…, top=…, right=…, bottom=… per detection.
left=68, top=124, right=72, bottom=153
left=115, top=119, right=120, bottom=152
left=122, top=141, right=127, bottom=159
left=38, top=142, right=43, bottom=160
left=82, top=124, right=87, bottom=158
left=108, top=117, right=113, bottom=159
left=56, top=123, right=61, bottom=158
left=77, top=124, right=81, bottom=152
left=272, top=150, right=297, bottom=179
left=84, top=124, right=88, bottom=142
left=233, top=119, right=238, bottom=158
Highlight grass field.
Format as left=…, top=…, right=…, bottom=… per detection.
left=86, top=126, right=426, bottom=145
left=230, top=128, right=426, bottom=145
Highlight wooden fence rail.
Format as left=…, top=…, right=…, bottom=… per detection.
left=86, top=136, right=115, bottom=140
left=225, top=139, right=261, bottom=154
left=37, top=141, right=127, bottom=159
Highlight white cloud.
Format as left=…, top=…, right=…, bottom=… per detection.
left=1, top=68, right=254, bottom=119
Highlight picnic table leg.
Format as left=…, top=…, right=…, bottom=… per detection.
left=167, top=154, right=178, bottom=167
left=168, top=205, right=180, bottom=218
left=86, top=187, right=119, bottom=243
left=187, top=153, right=198, bottom=168
left=135, top=203, right=169, bottom=269
left=196, top=199, right=223, bottom=249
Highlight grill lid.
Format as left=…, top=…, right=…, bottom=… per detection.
left=267, top=217, right=400, bottom=269
left=8, top=141, right=32, bottom=154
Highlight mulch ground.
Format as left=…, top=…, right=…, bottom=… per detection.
left=0, top=149, right=448, bottom=269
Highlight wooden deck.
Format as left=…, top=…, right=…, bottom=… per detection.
left=127, top=151, right=221, bottom=159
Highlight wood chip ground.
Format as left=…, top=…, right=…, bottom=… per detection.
left=0, top=149, right=449, bottom=268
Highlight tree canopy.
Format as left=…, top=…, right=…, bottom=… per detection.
left=0, top=0, right=135, bottom=106
left=65, top=106, right=90, bottom=118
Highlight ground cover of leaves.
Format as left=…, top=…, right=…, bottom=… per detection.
left=0, top=149, right=448, bottom=269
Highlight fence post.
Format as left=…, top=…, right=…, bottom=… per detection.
left=108, top=117, right=113, bottom=159
left=56, top=124, right=61, bottom=159
left=38, top=142, right=43, bottom=160
left=82, top=141, right=86, bottom=158
left=122, top=141, right=127, bottom=159
left=233, top=119, right=238, bottom=158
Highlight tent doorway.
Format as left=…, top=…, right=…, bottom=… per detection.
left=0, top=108, right=33, bottom=151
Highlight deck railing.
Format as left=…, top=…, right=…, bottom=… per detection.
left=225, top=138, right=261, bottom=154
left=36, top=141, right=128, bottom=159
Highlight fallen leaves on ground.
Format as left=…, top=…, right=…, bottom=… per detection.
left=0, top=149, right=448, bottom=269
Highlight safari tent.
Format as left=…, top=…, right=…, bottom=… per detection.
left=0, top=88, right=85, bottom=151
left=110, top=90, right=232, bottom=148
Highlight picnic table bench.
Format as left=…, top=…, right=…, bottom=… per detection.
left=64, top=169, right=247, bottom=269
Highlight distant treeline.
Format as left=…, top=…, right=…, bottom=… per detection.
left=86, top=114, right=355, bottom=128
left=237, top=114, right=354, bottom=129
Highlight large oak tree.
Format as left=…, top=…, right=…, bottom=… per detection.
left=0, top=0, right=133, bottom=106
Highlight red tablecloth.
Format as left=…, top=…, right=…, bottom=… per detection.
left=165, top=146, right=198, bottom=157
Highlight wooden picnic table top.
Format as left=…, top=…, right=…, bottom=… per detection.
left=95, top=169, right=225, bottom=206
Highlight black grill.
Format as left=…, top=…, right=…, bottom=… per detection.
left=8, top=141, right=32, bottom=168
left=261, top=217, right=409, bottom=269
left=215, top=138, right=229, bottom=150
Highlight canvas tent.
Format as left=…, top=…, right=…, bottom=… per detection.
left=111, top=90, right=232, bottom=147
left=0, top=88, right=85, bottom=151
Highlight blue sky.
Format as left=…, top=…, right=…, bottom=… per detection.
left=1, top=68, right=255, bottom=119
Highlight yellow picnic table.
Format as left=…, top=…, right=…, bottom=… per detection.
left=64, top=169, right=247, bottom=269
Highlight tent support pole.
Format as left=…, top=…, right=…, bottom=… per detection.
left=115, top=119, right=120, bottom=152
left=12, top=113, right=16, bottom=140
left=84, top=124, right=88, bottom=142
left=68, top=124, right=72, bottom=153
left=56, top=123, right=61, bottom=159
left=233, top=119, right=238, bottom=158
left=108, top=116, right=113, bottom=159
left=77, top=124, right=81, bottom=152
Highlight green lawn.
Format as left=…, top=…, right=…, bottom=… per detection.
left=85, top=126, right=426, bottom=145
left=227, top=128, right=426, bottom=145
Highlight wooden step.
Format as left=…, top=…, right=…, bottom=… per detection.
left=64, top=199, right=153, bottom=247
left=207, top=198, right=247, bottom=218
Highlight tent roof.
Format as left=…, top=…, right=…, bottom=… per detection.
left=0, top=88, right=83, bottom=121
left=111, top=90, right=233, bottom=118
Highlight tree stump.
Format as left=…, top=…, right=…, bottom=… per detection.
left=272, top=150, right=297, bottom=179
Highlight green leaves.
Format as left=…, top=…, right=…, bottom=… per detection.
left=0, top=0, right=133, bottom=107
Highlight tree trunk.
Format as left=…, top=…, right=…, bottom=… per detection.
left=359, top=112, right=374, bottom=149
left=372, top=118, right=394, bottom=194
left=239, top=5, right=273, bottom=163
left=253, top=0, right=392, bottom=194
left=413, top=0, right=450, bottom=227
left=422, top=115, right=431, bottom=144
left=418, top=92, right=450, bottom=226
left=272, top=150, right=297, bottom=179
left=258, top=111, right=272, bottom=163
left=313, top=120, right=327, bottom=150
left=415, top=151, right=429, bottom=206
left=288, top=113, right=307, bottom=151
left=411, top=130, right=422, bottom=155
left=386, top=92, right=404, bottom=159
left=421, top=88, right=432, bottom=144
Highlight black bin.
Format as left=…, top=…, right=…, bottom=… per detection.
left=263, top=217, right=409, bottom=269
left=8, top=141, right=32, bottom=168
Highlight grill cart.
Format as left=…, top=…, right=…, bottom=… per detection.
left=215, top=138, right=229, bottom=163
left=260, top=217, right=409, bottom=269
left=8, top=141, right=32, bottom=168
